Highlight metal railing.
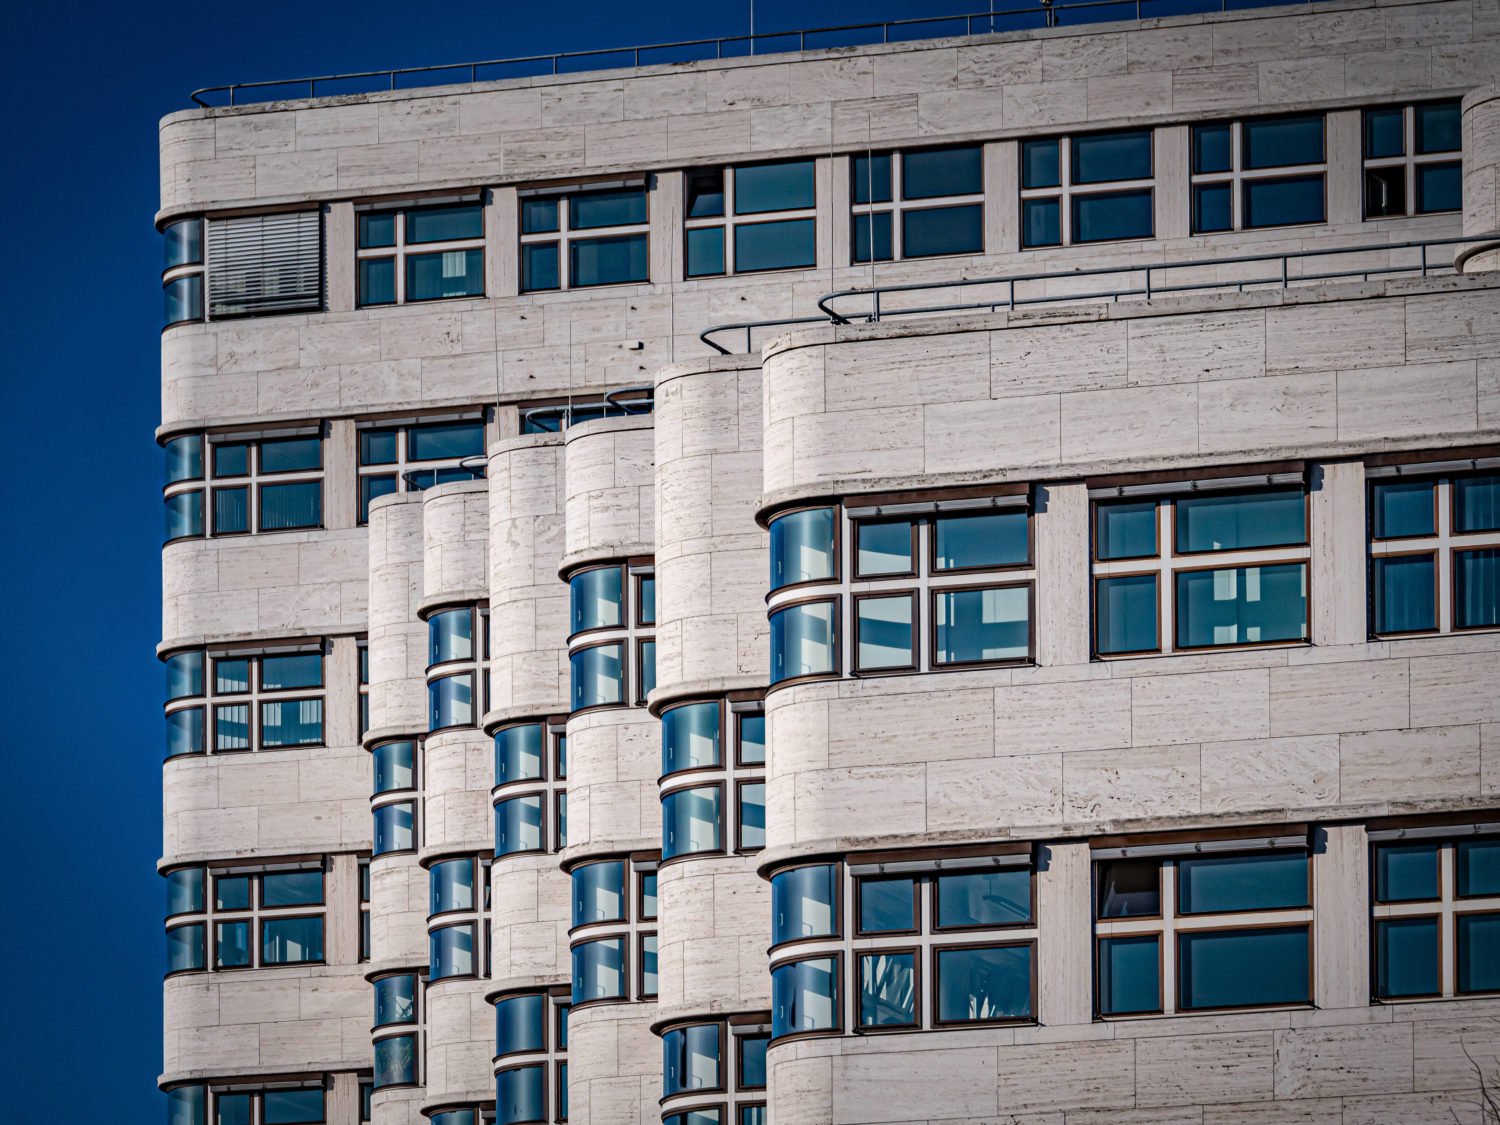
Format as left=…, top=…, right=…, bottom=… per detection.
left=697, top=236, right=1487, bottom=355
left=189, top=0, right=1318, bottom=107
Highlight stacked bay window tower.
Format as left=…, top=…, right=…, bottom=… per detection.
left=159, top=2, right=1500, bottom=1122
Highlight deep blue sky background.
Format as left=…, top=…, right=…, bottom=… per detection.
left=1, top=1, right=1002, bottom=1121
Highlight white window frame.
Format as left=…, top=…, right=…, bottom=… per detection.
left=355, top=197, right=485, bottom=307
left=518, top=179, right=650, bottom=292
left=1189, top=115, right=1327, bottom=234
left=1362, top=101, right=1464, bottom=220
left=683, top=162, right=817, bottom=278
left=850, top=145, right=985, bottom=263
left=355, top=413, right=489, bottom=524
left=1019, top=131, right=1155, bottom=248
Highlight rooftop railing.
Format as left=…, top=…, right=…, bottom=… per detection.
left=698, top=236, right=1489, bottom=355
left=190, top=0, right=1320, bottom=107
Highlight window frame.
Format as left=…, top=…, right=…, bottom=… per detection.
left=1190, top=114, right=1328, bottom=234
left=518, top=180, right=651, bottom=293
left=1362, top=100, right=1463, bottom=220
left=356, top=199, right=486, bottom=307
left=180, top=645, right=328, bottom=755
left=850, top=145, right=985, bottom=264
left=928, top=938, right=1038, bottom=1029
left=162, top=217, right=205, bottom=329
left=1019, top=129, right=1156, bottom=249
left=165, top=861, right=330, bottom=976
left=566, top=560, right=654, bottom=716
left=356, top=415, right=488, bottom=524
left=683, top=161, right=818, bottom=278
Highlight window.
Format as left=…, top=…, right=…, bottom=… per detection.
left=357, top=201, right=484, bottom=306
left=658, top=699, right=766, bottom=864
left=163, top=432, right=323, bottom=542
left=375, top=1032, right=419, bottom=1088
left=567, top=562, right=654, bottom=713
left=771, top=864, right=839, bottom=947
left=162, top=218, right=203, bottom=327
left=373, top=739, right=416, bottom=795
left=374, top=973, right=419, bottom=1029
left=771, top=957, right=840, bottom=1039
left=1094, top=841, right=1311, bottom=1015
left=572, top=937, right=626, bottom=1003
left=520, top=183, right=649, bottom=292
left=685, top=161, right=816, bottom=277
left=427, top=605, right=488, bottom=730
left=1092, top=479, right=1309, bottom=656
left=360, top=858, right=371, bottom=961
left=851, top=145, right=983, bottom=262
left=428, top=854, right=488, bottom=981
left=374, top=800, right=417, bottom=856
left=493, top=988, right=569, bottom=1124
left=1191, top=114, right=1325, bottom=232
left=769, top=507, right=836, bottom=591
left=207, top=210, right=323, bottom=317
left=493, top=719, right=567, bottom=857
left=1368, top=467, right=1500, bottom=636
left=188, top=1086, right=326, bottom=1124
left=573, top=860, right=627, bottom=927
left=431, top=920, right=478, bottom=980
left=357, top=643, right=370, bottom=737
left=1363, top=101, right=1462, bottom=218
left=164, top=864, right=326, bottom=974
left=518, top=388, right=655, bottom=434
left=569, top=858, right=656, bottom=1007
left=1020, top=130, right=1153, bottom=248
left=357, top=418, right=487, bottom=522
left=496, top=1065, right=546, bottom=1125
left=165, top=647, right=325, bottom=758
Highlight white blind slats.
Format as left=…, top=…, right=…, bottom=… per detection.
left=207, top=212, right=323, bottom=317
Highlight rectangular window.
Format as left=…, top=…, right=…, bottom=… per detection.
left=1363, top=101, right=1462, bottom=219
left=1019, top=130, right=1153, bottom=248
left=357, top=417, right=486, bottom=523
left=169, top=865, right=327, bottom=973
left=206, top=648, right=326, bottom=752
left=520, top=184, right=649, bottom=292
left=166, top=432, right=323, bottom=540
left=851, top=145, right=983, bottom=263
left=206, top=211, right=323, bottom=318
left=1191, top=115, right=1326, bottom=233
left=357, top=201, right=484, bottom=306
left=1092, top=481, right=1310, bottom=656
left=1369, top=470, right=1500, bottom=636
left=685, top=161, right=816, bottom=276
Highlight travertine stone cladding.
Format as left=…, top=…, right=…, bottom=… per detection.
left=654, top=856, right=770, bottom=1020
left=562, top=416, right=655, bottom=566
left=562, top=706, right=659, bottom=860
left=489, top=857, right=570, bottom=988
left=369, top=859, right=427, bottom=967
left=421, top=981, right=494, bottom=1111
left=420, top=480, right=490, bottom=610
left=1463, top=82, right=1500, bottom=271
left=366, top=492, right=427, bottom=735
left=567, top=1003, right=660, bottom=1125
left=418, top=729, right=491, bottom=857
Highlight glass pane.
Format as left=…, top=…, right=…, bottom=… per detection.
left=851, top=152, right=892, bottom=204
left=215, top=920, right=251, bottom=967
left=166, top=652, right=205, bottom=701
left=217, top=1093, right=252, bottom=1125
left=495, top=724, right=544, bottom=785
left=1373, top=554, right=1436, bottom=634
left=167, top=1085, right=206, bottom=1125
left=263, top=870, right=323, bottom=907
left=358, top=257, right=396, bottom=306
left=1365, top=165, right=1406, bottom=218
left=1072, top=130, right=1151, bottom=184
left=572, top=860, right=626, bottom=927
left=374, top=973, right=417, bottom=1027
left=1457, top=913, right=1500, bottom=993
left=739, top=783, right=766, bottom=850
left=935, top=510, right=1028, bottom=569
left=521, top=242, right=559, bottom=292
left=165, top=435, right=204, bottom=484
left=1020, top=139, right=1060, bottom=188
left=409, top=421, right=485, bottom=461
left=663, top=701, right=720, bottom=775
left=216, top=875, right=251, bottom=910
left=663, top=785, right=722, bottom=859
left=686, top=169, right=726, bottom=218
left=164, top=218, right=203, bottom=268
left=852, top=211, right=893, bottom=263
left=769, top=601, right=836, bottom=683
left=1176, top=564, right=1308, bottom=647
left=1456, top=550, right=1500, bottom=629
left=1416, top=162, right=1462, bottom=213
left=1099, top=934, right=1160, bottom=1014
left=663, top=1023, right=721, bottom=1095
left=215, top=656, right=250, bottom=693
left=261, top=698, right=324, bottom=747
left=215, top=703, right=251, bottom=750
left=1364, top=107, right=1406, bottom=158
left=260, top=437, right=320, bottom=473
left=407, top=204, right=483, bottom=244
left=856, top=595, right=913, bottom=671
left=494, top=795, right=544, bottom=856
left=935, top=944, right=1032, bottom=1022
left=167, top=923, right=204, bottom=972
left=495, top=993, right=544, bottom=1055
left=936, top=868, right=1032, bottom=928
left=734, top=218, right=815, bottom=272
left=165, top=491, right=204, bottom=542
left=374, top=741, right=416, bottom=794
left=373, top=801, right=415, bottom=855
left=1193, top=182, right=1232, bottom=233
left=1373, top=480, right=1436, bottom=538
left=571, top=233, right=649, bottom=287
left=859, top=951, right=916, bottom=1027
left=771, top=865, right=837, bottom=945
left=163, top=275, right=203, bottom=325
left=1178, top=926, right=1309, bottom=1009
left=570, top=644, right=624, bottom=710
left=1376, top=917, right=1440, bottom=998
left=1095, top=573, right=1158, bottom=656
left=166, top=706, right=205, bottom=757
left=1178, top=852, right=1308, bottom=914
left=770, top=508, right=835, bottom=588
left=521, top=197, right=559, bottom=234
left=739, top=714, right=765, bottom=765
left=358, top=211, right=397, bottom=248
left=1096, top=858, right=1161, bottom=917
left=1415, top=101, right=1461, bottom=154
left=1244, top=115, right=1324, bottom=169
left=1072, top=189, right=1153, bottom=243
left=902, top=203, right=983, bottom=257
left=213, top=486, right=249, bottom=534
left=1192, top=124, right=1231, bottom=174
left=1244, top=175, right=1325, bottom=228
left=264, top=1090, right=323, bottom=1125
left=429, top=608, right=474, bottom=665
left=214, top=443, right=249, bottom=477
left=430, top=922, right=475, bottom=979
left=407, top=248, right=484, bottom=300
left=374, top=1034, right=417, bottom=1088
left=735, top=161, right=814, bottom=214
left=739, top=1035, right=768, bottom=1088
left=1177, top=488, right=1305, bottom=552
left=856, top=521, right=912, bottom=576
left=1021, top=198, right=1060, bottom=248
left=261, top=653, right=321, bottom=690
left=1375, top=842, right=1440, bottom=902
left=572, top=937, right=626, bottom=1002
left=1458, top=840, right=1500, bottom=897
left=859, top=877, right=916, bottom=933
left=771, top=957, right=838, bottom=1036
left=933, top=586, right=1029, bottom=664
left=1456, top=475, right=1500, bottom=532
left=685, top=226, right=725, bottom=277
left=359, top=475, right=398, bottom=522
left=571, top=567, right=623, bottom=633
left=263, top=916, right=324, bottom=964
left=571, top=187, right=647, bottom=229
left=259, top=481, right=322, bottom=531
left=637, top=573, right=657, bottom=625
left=167, top=867, right=204, bottom=916
left=904, top=145, right=982, bottom=198
left=429, top=673, right=474, bottom=729
left=431, top=858, right=474, bottom=915
left=641, top=872, right=658, bottom=919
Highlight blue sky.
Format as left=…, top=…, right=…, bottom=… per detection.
left=0, top=1, right=986, bottom=1120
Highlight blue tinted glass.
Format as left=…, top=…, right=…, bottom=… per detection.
left=495, top=993, right=545, bottom=1055
left=1021, top=139, right=1060, bottom=188
left=903, top=145, right=982, bottom=199
left=164, top=218, right=203, bottom=268
left=641, top=637, right=657, bottom=695
left=1372, top=480, right=1436, bottom=537
left=1376, top=917, right=1439, bottom=998
left=1456, top=550, right=1500, bottom=629
left=1376, top=843, right=1440, bottom=902
left=1178, top=852, right=1308, bottom=914
left=373, top=801, right=415, bottom=855
left=1416, top=101, right=1461, bottom=154
left=1458, top=840, right=1500, bottom=897
left=1179, top=926, right=1309, bottom=1009
left=214, top=443, right=249, bottom=477
left=1243, top=115, right=1323, bottom=169
left=935, top=510, right=1027, bottom=569
left=1097, top=574, right=1159, bottom=655
left=933, top=586, right=1029, bottom=664
left=1456, top=476, right=1500, bottom=533
left=1366, top=165, right=1406, bottom=218
left=360, top=474, right=397, bottom=521
left=687, top=170, right=726, bottom=218
left=1072, top=189, right=1153, bottom=243
left=430, top=922, right=475, bottom=979
left=639, top=574, right=656, bottom=624
left=1373, top=554, right=1436, bottom=634
left=374, top=1034, right=417, bottom=1088
left=1071, top=131, right=1151, bottom=184
left=855, top=594, right=913, bottom=670
left=168, top=1085, right=206, bottom=1125
left=264, top=1090, right=323, bottom=1124
left=217, top=1093, right=252, bottom=1125
left=572, top=937, right=626, bottom=1002
left=1244, top=175, right=1324, bottom=228
left=215, top=875, right=250, bottom=910
left=165, top=491, right=204, bottom=542
left=166, top=706, right=205, bottom=757
left=495, top=724, right=543, bottom=785
left=407, top=249, right=484, bottom=300
left=1193, top=182, right=1232, bottom=233
left=1458, top=913, right=1500, bottom=993
left=903, top=204, right=983, bottom=257
left=571, top=188, right=646, bottom=229
left=1096, top=858, right=1161, bottom=918
left=164, top=275, right=203, bottom=325
left=739, top=714, right=765, bottom=765
left=859, top=877, right=916, bottom=933
left=374, top=740, right=416, bottom=794
left=935, top=944, right=1032, bottom=1022
left=215, top=702, right=250, bottom=750
left=215, top=920, right=250, bottom=967
left=1364, top=108, right=1405, bottom=158
left=571, top=567, right=623, bottom=633
left=358, top=258, right=396, bottom=306
left=263, top=916, right=323, bottom=964
left=261, top=653, right=321, bottom=690
left=771, top=957, right=838, bottom=1037
left=261, top=698, right=323, bottom=747
left=859, top=951, right=916, bottom=1027
left=167, top=867, right=204, bottom=915
left=214, top=486, right=249, bottom=534
left=740, top=1108, right=764, bottom=1125
left=1177, top=488, right=1305, bottom=551
left=494, top=794, right=543, bottom=856
left=852, top=211, right=893, bottom=263
left=685, top=226, right=725, bottom=277
left=735, top=161, right=814, bottom=214
left=167, top=923, right=204, bottom=972
left=358, top=211, right=397, bottom=248
left=571, top=644, right=623, bottom=710
left=166, top=652, right=204, bottom=701
left=644, top=934, right=659, bottom=994
left=572, top=861, right=626, bottom=927
left=1096, top=500, right=1156, bottom=559
left=771, top=865, right=837, bottom=945
left=165, top=435, right=204, bottom=484
left=259, top=481, right=322, bottom=531
left=1021, top=198, right=1060, bottom=248
left=739, top=1035, right=768, bottom=1088
left=641, top=872, right=657, bottom=918
left=1192, top=124, right=1231, bottom=173
left=769, top=601, right=836, bottom=683
left=735, top=219, right=815, bottom=272
left=431, top=858, right=474, bottom=915
left=663, top=785, right=721, bottom=859
left=663, top=702, right=720, bottom=775
left=571, top=233, right=649, bottom=287
left=663, top=1023, right=720, bottom=1095
left=409, top=421, right=485, bottom=461
left=936, top=869, right=1031, bottom=928
left=739, top=782, right=765, bottom=850
left=432, top=1114, right=475, bottom=1125
left=521, top=197, right=559, bottom=234
left=429, top=608, right=473, bottom=665
left=374, top=974, right=417, bottom=1027
left=429, top=673, right=474, bottom=729
left=407, top=204, right=483, bottom=244
left=1099, top=934, right=1160, bottom=1014
left=263, top=870, right=323, bottom=906
left=851, top=152, right=892, bottom=204
left=856, top=521, right=912, bottom=576
left=521, top=242, right=559, bottom=292
left=769, top=508, right=835, bottom=588
left=1417, top=162, right=1462, bottom=213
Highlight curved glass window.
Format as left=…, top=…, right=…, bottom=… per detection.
left=570, top=566, right=623, bottom=633
left=167, top=1085, right=205, bottom=1125
left=495, top=794, right=544, bottom=856
left=570, top=644, right=623, bottom=711
left=771, top=957, right=838, bottom=1038
left=496, top=1065, right=546, bottom=1125
left=374, top=973, right=417, bottom=1027
left=373, top=800, right=416, bottom=856
left=165, top=435, right=204, bottom=485
left=572, top=860, right=626, bottom=927
left=165, top=490, right=204, bottom=542
left=429, top=672, right=475, bottom=730
left=429, top=608, right=474, bottom=666
left=495, top=992, right=545, bottom=1056
left=662, top=702, right=721, bottom=775
left=167, top=867, right=204, bottom=917
left=769, top=508, right=835, bottom=590
left=165, top=652, right=204, bottom=701
left=663, top=786, right=722, bottom=860
left=164, top=218, right=203, bottom=269
left=769, top=600, right=836, bottom=683
left=431, top=858, right=475, bottom=915
left=164, top=275, right=203, bottom=327
left=432, top=1113, right=477, bottom=1125
left=430, top=921, right=476, bottom=979
left=772, top=865, right=838, bottom=945
left=665, top=1114, right=722, bottom=1125
left=166, top=707, right=205, bottom=758
left=373, top=1033, right=417, bottom=1088
left=663, top=1023, right=721, bottom=1095
left=572, top=937, right=626, bottom=1003
left=495, top=724, right=544, bottom=785
left=167, top=923, right=204, bottom=973
left=373, top=740, right=416, bottom=794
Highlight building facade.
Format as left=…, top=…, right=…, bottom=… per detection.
left=157, top=1, right=1500, bottom=1122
